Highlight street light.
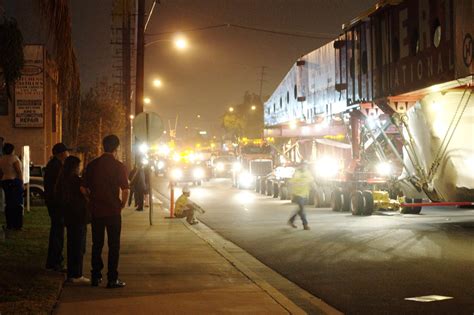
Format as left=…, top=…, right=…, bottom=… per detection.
left=229, top=107, right=234, bottom=112
left=153, top=79, right=162, bottom=87
left=174, top=36, right=188, bottom=50
left=251, top=105, right=256, bottom=111
left=144, top=97, right=151, bottom=104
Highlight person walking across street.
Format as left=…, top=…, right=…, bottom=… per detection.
left=44, top=143, right=70, bottom=271
left=0, top=143, right=24, bottom=230
left=81, top=135, right=130, bottom=288
left=174, top=186, right=205, bottom=224
left=288, top=162, right=314, bottom=230
left=56, top=156, right=90, bottom=284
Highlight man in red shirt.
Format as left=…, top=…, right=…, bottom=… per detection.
left=82, top=135, right=130, bottom=288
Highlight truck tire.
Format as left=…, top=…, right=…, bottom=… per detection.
left=273, top=182, right=279, bottom=198
left=341, top=190, right=351, bottom=212
left=351, top=191, right=364, bottom=215
left=331, top=188, right=343, bottom=212
left=362, top=190, right=374, bottom=215
left=266, top=180, right=273, bottom=196
left=260, top=178, right=267, bottom=195
left=280, top=185, right=288, bottom=200
left=322, top=187, right=331, bottom=207
left=401, top=198, right=422, bottom=214
left=313, top=189, right=324, bottom=208
left=255, top=178, right=262, bottom=193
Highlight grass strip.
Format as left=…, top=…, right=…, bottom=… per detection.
left=0, top=207, right=64, bottom=314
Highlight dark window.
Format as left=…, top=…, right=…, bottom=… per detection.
left=286, top=91, right=289, bottom=103
left=273, top=103, right=276, bottom=112
left=294, top=85, right=297, bottom=99
left=280, top=97, right=282, bottom=108
left=361, top=51, right=368, bottom=74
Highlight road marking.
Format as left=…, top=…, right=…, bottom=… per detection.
left=405, top=295, right=453, bottom=302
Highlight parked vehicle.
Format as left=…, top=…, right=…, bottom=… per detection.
left=29, top=165, right=45, bottom=205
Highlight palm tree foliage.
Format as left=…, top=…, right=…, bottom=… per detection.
left=38, top=0, right=81, bottom=146
left=0, top=17, right=24, bottom=95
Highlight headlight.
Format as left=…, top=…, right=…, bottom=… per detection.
left=232, top=162, right=242, bottom=172
left=239, top=172, right=254, bottom=188
left=376, top=162, right=392, bottom=176
left=141, top=158, right=149, bottom=165
left=193, top=167, right=205, bottom=179
left=157, top=160, right=165, bottom=170
left=216, top=162, right=225, bottom=171
left=171, top=168, right=183, bottom=180
left=314, top=156, right=340, bottom=178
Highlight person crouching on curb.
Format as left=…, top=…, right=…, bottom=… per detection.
left=174, top=186, right=205, bottom=225
left=288, top=162, right=314, bottom=230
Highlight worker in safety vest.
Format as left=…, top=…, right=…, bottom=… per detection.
left=174, top=186, right=205, bottom=224
left=288, top=162, right=314, bottom=230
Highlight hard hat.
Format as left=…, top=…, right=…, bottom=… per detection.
left=182, top=186, right=190, bottom=193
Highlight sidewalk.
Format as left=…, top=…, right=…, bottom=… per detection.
left=55, top=206, right=292, bottom=314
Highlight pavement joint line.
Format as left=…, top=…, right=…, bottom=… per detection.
left=153, top=188, right=342, bottom=315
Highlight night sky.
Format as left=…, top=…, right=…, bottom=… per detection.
left=71, top=0, right=377, bottom=135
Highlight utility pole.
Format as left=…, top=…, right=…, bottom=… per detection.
left=135, top=0, right=145, bottom=115
left=122, top=0, right=132, bottom=169
left=258, top=66, right=267, bottom=99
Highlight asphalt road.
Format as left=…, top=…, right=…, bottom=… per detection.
left=154, top=177, right=474, bottom=315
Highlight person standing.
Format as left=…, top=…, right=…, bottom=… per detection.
left=0, top=143, right=24, bottom=230
left=44, top=143, right=70, bottom=271
left=129, top=164, right=146, bottom=211
left=56, top=156, right=90, bottom=284
left=288, top=162, right=314, bottom=230
left=81, top=135, right=130, bottom=288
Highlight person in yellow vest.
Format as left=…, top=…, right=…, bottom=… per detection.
left=174, top=186, right=205, bottom=224
left=288, top=162, right=314, bottom=230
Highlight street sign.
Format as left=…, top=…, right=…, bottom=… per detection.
left=133, top=112, right=164, bottom=142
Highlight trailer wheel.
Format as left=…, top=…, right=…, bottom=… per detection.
left=255, top=178, right=261, bottom=193
left=351, top=191, right=364, bottom=215
left=362, top=191, right=374, bottom=215
left=322, top=187, right=332, bottom=207
left=313, top=189, right=324, bottom=208
left=266, top=180, right=273, bottom=196
left=341, top=190, right=351, bottom=212
left=331, top=188, right=343, bottom=212
left=401, top=198, right=422, bottom=214
left=279, top=185, right=288, bottom=200
left=273, top=182, right=279, bottom=198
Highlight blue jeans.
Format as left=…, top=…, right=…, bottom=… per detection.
left=289, top=195, right=308, bottom=226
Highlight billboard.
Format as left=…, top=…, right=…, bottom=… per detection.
left=14, top=45, right=44, bottom=128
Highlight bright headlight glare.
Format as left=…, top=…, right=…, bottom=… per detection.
left=171, top=168, right=183, bottom=180
left=193, top=167, right=205, bottom=179
left=314, top=157, right=340, bottom=178
left=141, top=158, right=149, bottom=165
left=376, top=162, right=392, bottom=176
left=216, top=162, right=224, bottom=171
left=139, top=143, right=149, bottom=154
left=239, top=172, right=253, bottom=187
left=233, top=162, right=242, bottom=172
left=157, top=160, right=165, bottom=170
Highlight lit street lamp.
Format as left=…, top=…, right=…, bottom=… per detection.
left=153, top=79, right=162, bottom=87
left=144, top=97, right=151, bottom=104
left=229, top=107, right=234, bottom=112
left=174, top=36, right=188, bottom=50
left=251, top=105, right=256, bottom=111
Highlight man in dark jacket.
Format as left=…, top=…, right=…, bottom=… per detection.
left=44, top=143, right=70, bottom=271
left=82, top=135, right=130, bottom=288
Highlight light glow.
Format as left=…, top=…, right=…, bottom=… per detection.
left=314, top=156, right=340, bottom=178
left=144, top=97, right=151, bottom=104
left=139, top=143, right=149, bottom=154
left=376, top=162, right=392, bottom=176
left=171, top=168, right=183, bottom=180
left=238, top=171, right=254, bottom=188
left=153, top=79, right=162, bottom=87
left=193, top=167, right=205, bottom=179
left=232, top=162, right=242, bottom=172
left=289, top=121, right=297, bottom=130
left=174, top=37, right=188, bottom=50
left=216, top=162, right=225, bottom=171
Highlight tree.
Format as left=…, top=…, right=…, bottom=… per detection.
left=222, top=92, right=264, bottom=140
left=38, top=0, right=81, bottom=146
left=0, top=17, right=24, bottom=97
left=77, top=79, right=125, bottom=163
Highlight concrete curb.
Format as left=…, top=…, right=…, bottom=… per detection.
left=154, top=188, right=342, bottom=315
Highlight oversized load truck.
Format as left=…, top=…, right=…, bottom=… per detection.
left=263, top=0, right=474, bottom=215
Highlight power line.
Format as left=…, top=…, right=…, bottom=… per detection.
left=146, top=23, right=336, bottom=40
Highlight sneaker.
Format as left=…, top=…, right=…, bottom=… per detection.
left=68, top=276, right=90, bottom=284
left=91, top=277, right=102, bottom=287
left=287, top=221, right=297, bottom=228
left=303, top=225, right=311, bottom=230
left=107, top=279, right=126, bottom=289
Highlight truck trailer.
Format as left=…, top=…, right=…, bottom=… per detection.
left=263, top=0, right=473, bottom=215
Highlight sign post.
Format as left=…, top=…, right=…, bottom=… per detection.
left=133, top=112, right=163, bottom=225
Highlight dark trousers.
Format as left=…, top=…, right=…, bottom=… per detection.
left=46, top=206, right=65, bottom=269
left=289, top=196, right=308, bottom=226
left=66, top=224, right=86, bottom=278
left=135, top=189, right=144, bottom=210
left=91, top=215, right=121, bottom=281
left=1, top=179, right=24, bottom=229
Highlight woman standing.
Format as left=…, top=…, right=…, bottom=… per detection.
left=0, top=143, right=24, bottom=230
left=56, top=156, right=90, bottom=284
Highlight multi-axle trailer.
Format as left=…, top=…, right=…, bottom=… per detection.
left=263, top=0, right=473, bottom=215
